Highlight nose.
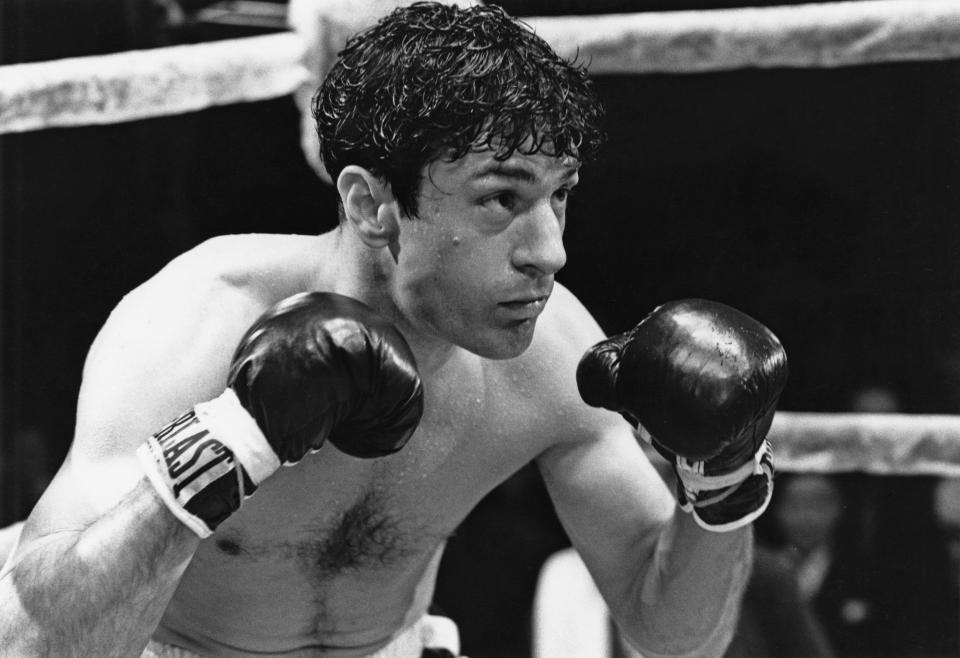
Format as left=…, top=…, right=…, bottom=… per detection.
left=512, top=201, right=566, bottom=277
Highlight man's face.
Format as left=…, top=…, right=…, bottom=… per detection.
left=392, top=147, right=579, bottom=359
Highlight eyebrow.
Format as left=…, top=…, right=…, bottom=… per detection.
left=470, top=162, right=579, bottom=184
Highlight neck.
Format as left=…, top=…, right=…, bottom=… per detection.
left=324, top=226, right=460, bottom=376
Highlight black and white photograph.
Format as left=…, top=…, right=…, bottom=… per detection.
left=1, top=1, right=960, bottom=656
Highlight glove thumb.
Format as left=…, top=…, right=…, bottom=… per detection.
left=576, top=331, right=633, bottom=414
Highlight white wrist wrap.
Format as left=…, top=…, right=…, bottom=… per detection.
left=677, top=441, right=774, bottom=533
left=193, top=388, right=281, bottom=485
left=675, top=441, right=770, bottom=492
left=137, top=389, right=281, bottom=537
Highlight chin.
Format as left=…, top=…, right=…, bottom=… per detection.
left=463, top=321, right=538, bottom=360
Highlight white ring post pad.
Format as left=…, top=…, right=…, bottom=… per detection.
left=137, top=389, right=281, bottom=538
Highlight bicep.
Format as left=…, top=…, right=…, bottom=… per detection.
left=536, top=418, right=676, bottom=606
left=19, top=286, right=242, bottom=549
left=17, top=382, right=181, bottom=554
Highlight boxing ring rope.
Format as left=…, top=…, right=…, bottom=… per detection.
left=2, top=0, right=960, bottom=134
left=529, top=0, right=960, bottom=74
left=0, top=33, right=310, bottom=135
left=4, top=0, right=960, bottom=476
left=772, top=413, right=960, bottom=476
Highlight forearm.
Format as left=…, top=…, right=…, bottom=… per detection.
left=0, top=478, right=200, bottom=656
left=617, top=510, right=753, bottom=658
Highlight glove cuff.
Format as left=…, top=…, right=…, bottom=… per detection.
left=676, top=441, right=774, bottom=533
left=194, top=388, right=281, bottom=484
left=137, top=389, right=281, bottom=537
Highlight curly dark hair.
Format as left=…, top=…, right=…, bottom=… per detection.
left=312, top=1, right=605, bottom=217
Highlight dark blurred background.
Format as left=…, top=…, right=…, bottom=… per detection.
left=1, top=1, right=960, bottom=656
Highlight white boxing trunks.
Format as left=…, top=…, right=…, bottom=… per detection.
left=141, top=615, right=462, bottom=657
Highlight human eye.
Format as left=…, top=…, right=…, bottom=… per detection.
left=553, top=184, right=577, bottom=207
left=482, top=190, right=519, bottom=212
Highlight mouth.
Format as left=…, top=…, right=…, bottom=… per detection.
left=497, top=294, right=550, bottom=320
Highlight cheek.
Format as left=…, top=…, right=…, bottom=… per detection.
left=398, top=240, right=480, bottom=319
left=431, top=247, right=492, bottom=312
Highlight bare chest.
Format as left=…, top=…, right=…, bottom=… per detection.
left=164, top=361, right=551, bottom=649
left=204, top=389, right=541, bottom=574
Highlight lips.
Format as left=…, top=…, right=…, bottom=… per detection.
left=498, top=294, right=550, bottom=320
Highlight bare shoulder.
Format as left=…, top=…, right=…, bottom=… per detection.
left=77, top=234, right=323, bottom=453
left=11, top=234, right=336, bottom=550
left=20, top=235, right=322, bottom=531
left=512, top=282, right=606, bottom=387
left=537, top=282, right=606, bottom=347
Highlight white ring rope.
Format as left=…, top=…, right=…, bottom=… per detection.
left=0, top=32, right=308, bottom=134
left=2, top=0, right=960, bottom=135
left=773, top=412, right=960, bottom=476
left=530, top=0, right=960, bottom=75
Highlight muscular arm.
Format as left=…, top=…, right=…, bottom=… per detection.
left=0, top=245, right=264, bottom=655
left=539, top=431, right=752, bottom=658
left=531, top=285, right=752, bottom=657
left=0, top=476, right=200, bottom=656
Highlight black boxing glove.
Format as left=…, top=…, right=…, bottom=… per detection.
left=138, top=292, right=423, bottom=537
left=577, top=299, right=787, bottom=532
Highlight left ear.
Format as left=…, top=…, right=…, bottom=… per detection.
left=337, top=165, right=402, bottom=259
left=377, top=202, right=402, bottom=264
left=361, top=199, right=401, bottom=253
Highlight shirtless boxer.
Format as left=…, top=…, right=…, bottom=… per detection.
left=0, top=3, right=787, bottom=656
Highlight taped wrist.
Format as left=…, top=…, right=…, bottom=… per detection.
left=137, top=388, right=281, bottom=537
left=674, top=441, right=774, bottom=533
